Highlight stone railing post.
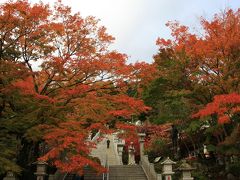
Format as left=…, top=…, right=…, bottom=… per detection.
left=117, top=143, right=124, bottom=165
left=157, top=174, right=163, bottom=180
left=138, top=133, right=146, bottom=161
left=128, top=142, right=136, bottom=165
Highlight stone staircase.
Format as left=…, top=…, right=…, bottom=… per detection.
left=91, top=134, right=120, bottom=166
left=109, top=165, right=147, bottom=180
left=63, top=166, right=102, bottom=180
left=60, top=134, right=148, bottom=180
left=63, top=165, right=147, bottom=180
left=84, top=167, right=103, bottom=180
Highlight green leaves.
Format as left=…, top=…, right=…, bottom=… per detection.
left=185, top=120, right=202, bottom=134
left=0, top=133, right=21, bottom=174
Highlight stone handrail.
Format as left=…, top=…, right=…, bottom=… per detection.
left=90, top=130, right=101, bottom=142
left=102, top=154, right=109, bottom=180
left=112, top=132, right=124, bottom=165
left=141, top=155, right=162, bottom=180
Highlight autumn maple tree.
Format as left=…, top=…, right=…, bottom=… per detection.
left=145, top=7, right=240, bottom=130
left=2, top=0, right=239, bottom=178
left=0, top=0, right=155, bottom=177
left=143, top=8, right=240, bottom=178
left=192, top=93, right=240, bottom=156
left=155, top=8, right=240, bottom=98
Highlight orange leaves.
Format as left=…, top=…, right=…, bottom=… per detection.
left=200, top=9, right=240, bottom=57
left=0, top=0, right=53, bottom=64
left=108, top=95, right=151, bottom=119
left=116, top=122, right=138, bottom=142
left=193, top=93, right=240, bottom=124
left=39, top=121, right=106, bottom=174
left=112, top=95, right=148, bottom=110
left=87, top=51, right=128, bottom=77
left=158, top=21, right=199, bottom=57
left=2, top=0, right=49, bottom=20
left=130, top=62, right=158, bottom=84
left=62, top=84, right=90, bottom=96
left=143, top=123, right=171, bottom=150
left=156, top=9, right=240, bottom=60
left=145, top=123, right=172, bottom=137
left=97, top=26, right=115, bottom=43
left=156, top=38, right=172, bottom=48
left=218, top=115, right=230, bottom=124
left=43, top=122, right=89, bottom=152
left=166, top=21, right=189, bottom=42
left=13, top=77, right=35, bottom=95
left=108, top=109, right=132, bottom=118
left=155, top=8, right=240, bottom=103
left=116, top=122, right=140, bottom=154
left=13, top=77, right=56, bottom=103
left=116, top=122, right=137, bottom=132
left=51, top=155, right=106, bottom=175
left=50, top=23, right=64, bottom=35
left=0, top=0, right=155, bottom=176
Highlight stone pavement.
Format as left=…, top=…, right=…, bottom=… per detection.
left=91, top=134, right=120, bottom=166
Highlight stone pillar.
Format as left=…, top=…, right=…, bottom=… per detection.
left=161, top=157, right=176, bottom=180
left=178, top=160, right=195, bottom=180
left=117, top=143, right=124, bottom=165
left=157, top=174, right=163, bottom=180
left=128, top=142, right=136, bottom=165
left=3, top=172, right=17, bottom=180
left=113, top=132, right=119, bottom=143
left=138, top=133, right=146, bottom=159
left=33, top=161, right=48, bottom=180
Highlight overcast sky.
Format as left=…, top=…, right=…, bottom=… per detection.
left=1, top=0, right=240, bottom=63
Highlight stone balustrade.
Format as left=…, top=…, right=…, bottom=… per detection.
left=141, top=155, right=162, bottom=180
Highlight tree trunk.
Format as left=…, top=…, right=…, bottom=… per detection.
left=17, top=139, right=39, bottom=180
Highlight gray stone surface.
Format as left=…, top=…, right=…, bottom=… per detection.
left=91, top=135, right=120, bottom=165
left=109, top=165, right=147, bottom=180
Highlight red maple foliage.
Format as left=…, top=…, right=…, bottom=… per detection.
left=0, top=0, right=156, bottom=175
left=156, top=8, right=240, bottom=96
left=143, top=123, right=172, bottom=150
left=38, top=121, right=109, bottom=174
left=193, top=93, right=240, bottom=124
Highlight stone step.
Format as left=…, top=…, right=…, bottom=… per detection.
left=91, top=135, right=120, bottom=166
left=110, top=166, right=144, bottom=171
left=63, top=167, right=103, bottom=180
left=84, top=175, right=102, bottom=179
left=109, top=165, right=145, bottom=169
left=63, top=173, right=75, bottom=180
left=83, top=167, right=103, bottom=180
left=110, top=165, right=143, bottom=168
left=110, top=172, right=146, bottom=174
left=109, top=173, right=147, bottom=177
left=109, top=170, right=146, bottom=174
left=109, top=177, right=147, bottom=180
left=109, top=165, right=147, bottom=180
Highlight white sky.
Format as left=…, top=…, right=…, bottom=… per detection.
left=1, top=0, right=240, bottom=63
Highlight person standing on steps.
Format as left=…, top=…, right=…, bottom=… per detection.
left=107, top=138, right=110, bottom=149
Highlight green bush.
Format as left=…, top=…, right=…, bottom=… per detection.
left=146, top=139, right=171, bottom=163
left=192, top=170, right=208, bottom=180
left=228, top=162, right=240, bottom=176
